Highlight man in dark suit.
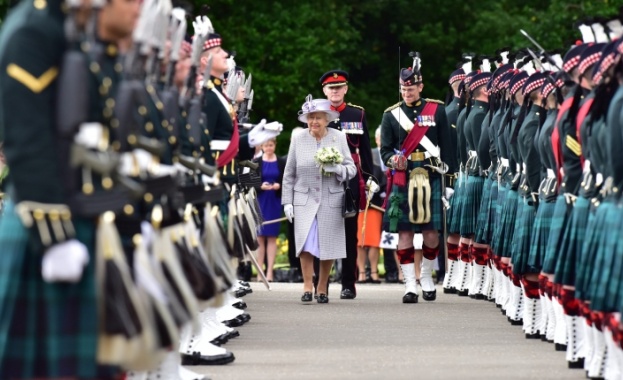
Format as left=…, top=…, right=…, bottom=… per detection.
left=319, top=69, right=374, bottom=299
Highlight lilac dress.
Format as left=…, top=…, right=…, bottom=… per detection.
left=258, top=160, right=282, bottom=237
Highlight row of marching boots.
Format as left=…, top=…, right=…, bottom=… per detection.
left=444, top=252, right=623, bottom=380
left=127, top=280, right=254, bottom=380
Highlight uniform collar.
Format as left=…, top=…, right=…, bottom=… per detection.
left=330, top=102, right=347, bottom=112
left=406, top=98, right=422, bottom=108
left=211, top=75, right=223, bottom=88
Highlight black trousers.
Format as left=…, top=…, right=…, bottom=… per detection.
left=341, top=211, right=359, bottom=291
left=383, top=248, right=398, bottom=277
left=287, top=220, right=301, bottom=272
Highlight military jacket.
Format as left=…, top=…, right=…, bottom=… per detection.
left=445, top=97, right=460, bottom=172
left=327, top=102, right=373, bottom=204
left=556, top=88, right=588, bottom=194
left=464, top=100, right=489, bottom=170
left=456, top=107, right=469, bottom=167
left=518, top=105, right=545, bottom=193
left=380, top=98, right=455, bottom=174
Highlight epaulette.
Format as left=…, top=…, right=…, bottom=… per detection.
left=384, top=101, right=402, bottom=113
left=424, top=98, right=444, bottom=105
left=347, top=103, right=365, bottom=110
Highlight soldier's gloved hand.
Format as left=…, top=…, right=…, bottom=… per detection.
left=284, top=204, right=294, bottom=223
left=388, top=154, right=407, bottom=171
left=41, top=240, right=90, bottom=283
left=248, top=119, right=282, bottom=147
left=445, top=187, right=455, bottom=200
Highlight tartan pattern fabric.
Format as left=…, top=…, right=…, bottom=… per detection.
left=575, top=200, right=605, bottom=302
left=511, top=198, right=537, bottom=275
left=491, top=182, right=508, bottom=256
left=485, top=179, right=499, bottom=243
left=383, top=166, right=443, bottom=233
left=459, top=175, right=484, bottom=236
left=586, top=200, right=623, bottom=312
left=541, top=194, right=571, bottom=274
left=494, top=188, right=519, bottom=258
left=474, top=177, right=492, bottom=244
left=527, top=199, right=556, bottom=272
left=554, top=196, right=591, bottom=286
left=0, top=202, right=104, bottom=379
left=448, top=175, right=466, bottom=234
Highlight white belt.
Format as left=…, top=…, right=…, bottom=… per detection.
left=501, top=158, right=509, bottom=167
left=210, top=140, right=230, bottom=151
left=522, top=163, right=527, bottom=174
left=468, top=150, right=477, bottom=158
left=546, top=169, right=556, bottom=179
left=516, top=163, right=521, bottom=172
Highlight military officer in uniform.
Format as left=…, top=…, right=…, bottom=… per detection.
left=319, top=69, right=374, bottom=299
left=380, top=56, right=456, bottom=303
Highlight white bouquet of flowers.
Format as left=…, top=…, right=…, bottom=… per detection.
left=314, top=147, right=344, bottom=177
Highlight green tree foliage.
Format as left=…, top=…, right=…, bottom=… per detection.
left=0, top=0, right=618, bottom=154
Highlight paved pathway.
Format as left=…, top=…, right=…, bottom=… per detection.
left=197, top=283, right=584, bottom=380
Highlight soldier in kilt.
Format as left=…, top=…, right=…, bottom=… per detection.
left=442, top=67, right=465, bottom=294
left=527, top=71, right=569, bottom=345
left=511, top=72, right=549, bottom=338
left=550, top=43, right=608, bottom=369
left=461, top=71, right=492, bottom=299
left=0, top=0, right=140, bottom=378
left=381, top=56, right=456, bottom=303
left=496, top=70, right=529, bottom=324
left=572, top=41, right=623, bottom=378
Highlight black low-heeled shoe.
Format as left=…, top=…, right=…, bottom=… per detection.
left=301, top=292, right=313, bottom=302
left=317, top=293, right=329, bottom=303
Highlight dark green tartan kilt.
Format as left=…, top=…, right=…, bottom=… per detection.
left=575, top=198, right=606, bottom=302
left=448, top=175, right=467, bottom=234
left=491, top=182, right=508, bottom=256
left=486, top=180, right=499, bottom=243
left=494, top=187, right=519, bottom=258
left=541, top=195, right=571, bottom=274
left=511, top=197, right=537, bottom=275
left=0, top=201, right=107, bottom=379
left=586, top=199, right=623, bottom=312
left=474, top=176, right=493, bottom=244
left=383, top=168, right=443, bottom=233
left=527, top=199, right=556, bottom=272
left=553, top=196, right=590, bottom=286
left=459, top=175, right=484, bottom=236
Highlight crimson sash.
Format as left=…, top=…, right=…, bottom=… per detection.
left=383, top=102, right=438, bottom=208
left=216, top=117, right=239, bottom=168
left=552, top=97, right=573, bottom=185
left=575, top=98, right=594, bottom=168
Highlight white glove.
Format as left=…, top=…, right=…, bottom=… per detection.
left=284, top=204, right=294, bottom=223
left=41, top=239, right=90, bottom=283
left=248, top=119, right=282, bottom=147
left=445, top=187, right=455, bottom=200
left=322, top=164, right=343, bottom=176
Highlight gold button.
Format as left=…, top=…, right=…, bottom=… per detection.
left=80, top=41, right=90, bottom=52
left=204, top=129, right=209, bottom=135
left=145, top=122, right=154, bottom=132
left=103, top=108, right=113, bottom=118
left=102, top=211, right=115, bottom=223
left=144, top=193, right=153, bottom=203
left=102, top=77, right=112, bottom=88
left=200, top=146, right=205, bottom=152
left=146, top=85, right=155, bottom=94
left=138, top=106, right=147, bottom=116
left=162, top=120, right=169, bottom=128
left=33, top=209, right=45, bottom=220
left=89, top=62, right=100, bottom=73
left=156, top=102, right=164, bottom=110
left=102, top=177, right=113, bottom=189
left=189, top=137, right=195, bottom=143
left=110, top=118, right=119, bottom=128
left=82, top=183, right=94, bottom=194
left=106, top=45, right=117, bottom=56
left=105, top=98, right=115, bottom=108
left=186, top=124, right=191, bottom=130
left=128, top=134, right=137, bottom=145
left=114, top=63, right=123, bottom=73
left=169, top=136, right=177, bottom=144
left=123, top=204, right=134, bottom=215
left=33, top=0, right=46, bottom=9
left=132, top=234, right=142, bottom=247
left=48, top=209, right=59, bottom=220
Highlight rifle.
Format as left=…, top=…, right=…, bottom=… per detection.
left=236, top=74, right=252, bottom=124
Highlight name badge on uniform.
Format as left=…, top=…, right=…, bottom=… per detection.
left=340, top=122, right=364, bottom=134
left=416, top=115, right=436, bottom=127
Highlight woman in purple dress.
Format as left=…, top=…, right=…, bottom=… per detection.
left=257, top=138, right=286, bottom=281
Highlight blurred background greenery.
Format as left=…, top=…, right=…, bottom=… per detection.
left=0, top=0, right=618, bottom=155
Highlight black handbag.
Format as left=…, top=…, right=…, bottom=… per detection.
left=342, top=182, right=357, bottom=219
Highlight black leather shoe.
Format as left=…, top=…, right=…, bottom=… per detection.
left=402, top=292, right=418, bottom=303
left=443, top=287, right=457, bottom=294
left=237, top=313, right=251, bottom=323
left=422, top=290, right=437, bottom=301
left=509, top=319, right=523, bottom=326
left=525, top=333, right=540, bottom=339
left=340, top=289, right=356, bottom=299
left=222, top=318, right=243, bottom=328
left=301, top=292, right=313, bottom=302
left=555, top=343, right=567, bottom=352
left=317, top=294, right=329, bottom=303
left=567, top=358, right=584, bottom=369
left=210, top=334, right=228, bottom=346
left=458, top=289, right=469, bottom=297
left=472, top=294, right=486, bottom=300
left=226, top=330, right=239, bottom=339
left=232, top=301, right=247, bottom=310
left=181, top=351, right=235, bottom=366
left=234, top=289, right=247, bottom=298
left=385, top=273, right=399, bottom=283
